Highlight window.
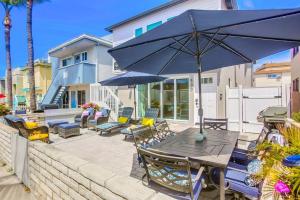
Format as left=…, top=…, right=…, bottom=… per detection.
left=62, top=57, right=72, bottom=67
left=267, top=74, right=281, bottom=79
left=293, top=78, right=299, bottom=92
left=201, top=77, right=213, bottom=84
left=77, top=90, right=86, bottom=108
left=135, top=28, right=143, bottom=37
left=81, top=52, right=87, bottom=61
left=147, top=21, right=162, bottom=31
left=113, top=61, right=121, bottom=71
left=74, top=54, right=81, bottom=64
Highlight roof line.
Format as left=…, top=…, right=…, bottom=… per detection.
left=48, top=34, right=112, bottom=54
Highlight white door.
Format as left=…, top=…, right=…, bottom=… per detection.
left=194, top=75, right=217, bottom=124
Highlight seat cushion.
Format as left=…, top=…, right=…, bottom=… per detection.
left=142, top=117, right=155, bottom=126
left=28, top=133, right=49, bottom=141
left=5, top=115, right=25, bottom=123
left=48, top=121, right=69, bottom=128
left=118, top=117, right=128, bottom=124
left=25, top=121, right=39, bottom=129
left=121, top=125, right=140, bottom=135
left=88, top=119, right=97, bottom=125
left=97, top=122, right=121, bottom=130
left=58, top=123, right=80, bottom=129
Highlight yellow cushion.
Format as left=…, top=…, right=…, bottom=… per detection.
left=25, top=121, right=39, bottom=129
left=28, top=133, right=49, bottom=141
left=118, top=117, right=128, bottom=124
left=141, top=117, right=155, bottom=126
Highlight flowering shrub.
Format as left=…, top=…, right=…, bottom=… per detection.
left=292, top=112, right=300, bottom=123
left=0, top=103, right=10, bottom=116
left=81, top=102, right=100, bottom=111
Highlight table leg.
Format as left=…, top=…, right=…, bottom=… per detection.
left=220, top=168, right=225, bottom=200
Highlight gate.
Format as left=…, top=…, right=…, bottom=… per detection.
left=226, top=85, right=290, bottom=133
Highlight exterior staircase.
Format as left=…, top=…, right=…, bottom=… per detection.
left=90, top=84, right=123, bottom=121
left=52, top=86, right=67, bottom=105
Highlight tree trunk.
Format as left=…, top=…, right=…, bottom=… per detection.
left=27, top=0, right=37, bottom=111
left=4, top=11, right=13, bottom=108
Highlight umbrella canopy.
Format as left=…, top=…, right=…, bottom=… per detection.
left=99, top=71, right=166, bottom=86
left=0, top=93, right=6, bottom=99
left=108, top=8, right=300, bottom=133
left=99, top=71, right=166, bottom=119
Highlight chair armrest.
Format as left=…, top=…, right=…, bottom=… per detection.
left=238, top=138, right=256, bottom=143
left=194, top=166, right=205, bottom=182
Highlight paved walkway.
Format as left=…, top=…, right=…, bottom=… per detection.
left=0, top=161, right=31, bottom=200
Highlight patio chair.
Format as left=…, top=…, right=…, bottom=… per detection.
left=87, top=108, right=111, bottom=129
left=97, top=107, right=133, bottom=135
left=121, top=108, right=159, bottom=140
left=203, top=118, right=228, bottom=131
left=154, top=120, right=176, bottom=141
left=138, top=147, right=206, bottom=200
left=231, top=127, right=269, bottom=165
left=209, top=164, right=263, bottom=200
left=4, top=115, right=49, bottom=143
left=74, top=107, right=95, bottom=128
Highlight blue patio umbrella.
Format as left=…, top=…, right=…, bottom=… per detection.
left=108, top=8, right=300, bottom=133
left=99, top=71, right=166, bottom=119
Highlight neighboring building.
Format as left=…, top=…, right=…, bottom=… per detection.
left=291, top=47, right=300, bottom=113
left=21, top=60, right=52, bottom=104
left=11, top=68, right=26, bottom=109
left=254, top=62, right=291, bottom=87
left=42, top=34, right=113, bottom=109
left=103, top=0, right=253, bottom=124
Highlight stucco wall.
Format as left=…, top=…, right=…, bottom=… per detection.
left=0, top=123, right=16, bottom=169
left=254, top=72, right=291, bottom=87
left=291, top=52, right=300, bottom=113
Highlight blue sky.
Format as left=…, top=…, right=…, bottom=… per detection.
left=0, top=0, right=300, bottom=77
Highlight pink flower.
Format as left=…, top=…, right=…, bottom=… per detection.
left=274, top=180, right=291, bottom=194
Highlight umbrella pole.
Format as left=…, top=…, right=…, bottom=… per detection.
left=197, top=57, right=203, bottom=134
left=133, top=85, right=137, bottom=120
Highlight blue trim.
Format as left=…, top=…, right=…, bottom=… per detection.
left=147, top=21, right=162, bottom=31
left=135, top=28, right=143, bottom=37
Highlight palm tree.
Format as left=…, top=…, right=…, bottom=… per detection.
left=26, top=0, right=47, bottom=111
left=0, top=0, right=22, bottom=108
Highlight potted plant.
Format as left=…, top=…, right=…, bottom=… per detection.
left=0, top=103, right=10, bottom=116
left=81, top=102, right=100, bottom=111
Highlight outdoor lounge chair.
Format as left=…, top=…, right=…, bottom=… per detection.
left=121, top=108, right=159, bottom=140
left=138, top=147, right=206, bottom=200
left=4, top=115, right=49, bottom=143
left=97, top=107, right=133, bottom=135
left=74, top=107, right=95, bottom=128
left=154, top=120, right=176, bottom=141
left=87, top=108, right=111, bottom=129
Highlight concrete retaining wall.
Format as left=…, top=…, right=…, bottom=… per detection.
left=0, top=123, right=17, bottom=168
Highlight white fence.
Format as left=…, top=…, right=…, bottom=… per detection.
left=226, top=85, right=290, bottom=133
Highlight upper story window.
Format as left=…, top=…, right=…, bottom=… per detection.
left=293, top=78, right=299, bottom=92
left=81, top=52, right=87, bottom=61
left=135, top=28, right=143, bottom=37
left=267, top=74, right=281, bottom=79
left=147, top=21, right=162, bottom=31
left=62, top=57, right=72, bottom=67
left=74, top=54, right=81, bottom=64
left=201, top=77, right=213, bottom=84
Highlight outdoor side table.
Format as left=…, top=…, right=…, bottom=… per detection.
left=149, top=128, right=240, bottom=200
left=58, top=123, right=80, bottom=139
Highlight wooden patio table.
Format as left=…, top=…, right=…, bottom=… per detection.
left=149, top=128, right=240, bottom=200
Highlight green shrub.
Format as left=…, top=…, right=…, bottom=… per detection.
left=292, top=112, right=300, bottom=122
left=0, top=104, right=10, bottom=116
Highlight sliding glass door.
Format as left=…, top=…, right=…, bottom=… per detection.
left=137, top=78, right=189, bottom=120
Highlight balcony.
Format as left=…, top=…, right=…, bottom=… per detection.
left=58, top=63, right=96, bottom=86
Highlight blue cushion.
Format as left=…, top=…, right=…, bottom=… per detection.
left=282, top=154, right=300, bottom=167
left=86, top=108, right=94, bottom=115
left=228, top=162, right=247, bottom=172
left=48, top=121, right=68, bottom=128
left=58, top=123, right=80, bottom=129
left=97, top=122, right=120, bottom=130
left=88, top=119, right=97, bottom=125
left=15, top=110, right=26, bottom=115
left=5, top=115, right=25, bottom=123
left=100, top=108, right=109, bottom=117
left=75, top=118, right=82, bottom=123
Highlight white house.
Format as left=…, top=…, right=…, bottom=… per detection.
left=98, top=0, right=253, bottom=124
left=42, top=34, right=113, bottom=109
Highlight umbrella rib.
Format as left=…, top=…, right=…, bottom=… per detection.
left=202, top=34, right=252, bottom=62
left=201, top=32, right=300, bottom=44
left=202, top=9, right=300, bottom=33
left=122, top=34, right=191, bottom=71
left=200, top=35, right=229, bottom=57
left=171, top=37, right=196, bottom=56
left=168, top=46, right=194, bottom=56
left=200, top=28, right=220, bottom=57
left=158, top=35, right=194, bottom=74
